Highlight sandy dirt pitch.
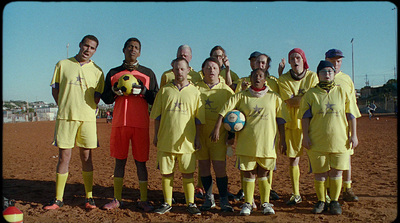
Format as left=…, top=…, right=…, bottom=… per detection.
left=2, top=115, right=397, bottom=222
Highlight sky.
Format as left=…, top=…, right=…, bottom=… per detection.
left=2, top=1, right=397, bottom=104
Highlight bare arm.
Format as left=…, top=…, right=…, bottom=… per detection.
left=285, top=96, right=302, bottom=108
left=52, top=88, right=59, bottom=105
left=210, top=114, right=224, bottom=142
left=301, top=118, right=311, bottom=150
left=347, top=115, right=359, bottom=149
left=223, top=56, right=233, bottom=87
left=278, top=58, right=286, bottom=76
left=153, top=119, right=160, bottom=147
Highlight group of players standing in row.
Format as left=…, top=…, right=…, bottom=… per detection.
left=44, top=35, right=361, bottom=216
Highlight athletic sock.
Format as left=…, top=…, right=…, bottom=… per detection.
left=113, top=177, right=124, bottom=201
left=289, top=165, right=300, bottom=195
left=162, top=175, right=174, bottom=206
left=139, top=181, right=148, bottom=202
left=55, top=172, right=69, bottom=201
left=343, top=180, right=352, bottom=192
left=183, top=177, right=195, bottom=205
left=258, top=176, right=271, bottom=204
left=243, top=177, right=255, bottom=204
left=82, top=171, right=94, bottom=198
left=201, top=175, right=213, bottom=198
left=216, top=176, right=228, bottom=200
left=329, top=177, right=343, bottom=201
left=314, top=179, right=326, bottom=202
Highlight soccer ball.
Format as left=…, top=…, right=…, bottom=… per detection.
left=223, top=110, right=246, bottom=132
left=117, top=74, right=140, bottom=96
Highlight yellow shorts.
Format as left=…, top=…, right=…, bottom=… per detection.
left=285, top=128, right=304, bottom=158
left=53, top=119, right=98, bottom=149
left=306, top=149, right=350, bottom=173
left=197, top=123, right=227, bottom=161
left=157, top=151, right=197, bottom=175
left=236, top=155, right=276, bottom=171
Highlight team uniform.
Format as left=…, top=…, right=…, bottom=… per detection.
left=150, top=81, right=205, bottom=207
left=196, top=80, right=235, bottom=161
left=298, top=83, right=360, bottom=212
left=160, top=67, right=203, bottom=88
left=51, top=57, right=104, bottom=149
left=101, top=63, right=159, bottom=160
left=100, top=62, right=158, bottom=206
left=278, top=70, right=318, bottom=157
left=50, top=56, right=104, bottom=208
left=218, top=87, right=287, bottom=208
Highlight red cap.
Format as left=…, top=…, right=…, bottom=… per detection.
left=288, top=48, right=309, bottom=70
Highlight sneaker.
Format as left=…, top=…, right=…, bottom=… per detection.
left=329, top=201, right=342, bottom=215
left=286, top=194, right=302, bottom=205
left=195, top=187, right=205, bottom=199
left=154, top=202, right=172, bottom=214
left=85, top=198, right=97, bottom=209
left=240, top=202, right=253, bottom=216
left=312, top=201, right=327, bottom=214
left=138, top=201, right=154, bottom=212
left=234, top=189, right=245, bottom=201
left=270, top=190, right=280, bottom=200
left=187, top=203, right=201, bottom=215
left=220, top=198, right=234, bottom=212
left=44, top=198, right=64, bottom=210
left=102, top=198, right=121, bottom=210
left=200, top=194, right=216, bottom=211
left=342, top=188, right=359, bottom=202
left=261, top=202, right=275, bottom=215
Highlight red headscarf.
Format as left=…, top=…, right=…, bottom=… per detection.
left=288, top=48, right=309, bottom=70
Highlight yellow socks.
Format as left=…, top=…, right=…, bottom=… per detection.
left=82, top=171, right=94, bottom=199
left=183, top=178, right=195, bottom=205
left=243, top=177, right=255, bottom=204
left=329, top=177, right=343, bottom=201
left=258, top=176, right=271, bottom=204
left=113, top=177, right=123, bottom=201
left=139, top=181, right=148, bottom=202
left=162, top=175, right=174, bottom=206
left=314, top=180, right=326, bottom=202
left=55, top=172, right=69, bottom=201
left=289, top=165, right=300, bottom=195
left=343, top=180, right=352, bottom=192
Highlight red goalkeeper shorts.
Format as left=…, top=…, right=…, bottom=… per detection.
left=110, top=126, right=150, bottom=161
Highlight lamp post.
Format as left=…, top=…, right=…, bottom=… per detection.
left=66, top=43, right=69, bottom=58
left=351, top=38, right=354, bottom=84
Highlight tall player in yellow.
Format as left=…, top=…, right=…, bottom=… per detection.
left=150, top=57, right=205, bottom=215
left=278, top=48, right=318, bottom=205
left=211, top=68, right=287, bottom=216
left=196, top=57, right=235, bottom=212
left=325, top=49, right=361, bottom=202
left=299, top=60, right=360, bottom=214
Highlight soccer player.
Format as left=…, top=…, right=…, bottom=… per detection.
left=150, top=57, right=205, bottom=215
left=159, top=45, right=202, bottom=88
left=299, top=60, right=360, bottom=214
left=325, top=49, right=362, bottom=202
left=100, top=37, right=159, bottom=212
left=196, top=57, right=235, bottom=212
left=278, top=48, right=318, bottom=206
left=211, top=68, right=287, bottom=216
left=44, top=35, right=104, bottom=210
left=199, top=46, right=240, bottom=90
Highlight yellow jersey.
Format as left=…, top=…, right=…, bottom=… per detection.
left=298, top=85, right=361, bottom=153
left=150, top=82, right=205, bottom=154
left=219, top=89, right=287, bottom=158
left=50, top=57, right=104, bottom=121
left=278, top=70, right=318, bottom=129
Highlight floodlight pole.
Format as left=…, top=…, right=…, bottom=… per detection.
left=67, top=43, right=69, bottom=58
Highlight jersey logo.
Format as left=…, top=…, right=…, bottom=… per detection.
left=205, top=98, right=213, bottom=108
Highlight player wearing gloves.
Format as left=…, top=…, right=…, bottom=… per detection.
left=101, top=37, right=159, bottom=212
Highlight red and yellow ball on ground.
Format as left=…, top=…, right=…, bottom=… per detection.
left=3, top=206, right=23, bottom=223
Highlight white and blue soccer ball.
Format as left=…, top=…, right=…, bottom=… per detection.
left=223, top=110, right=246, bottom=132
